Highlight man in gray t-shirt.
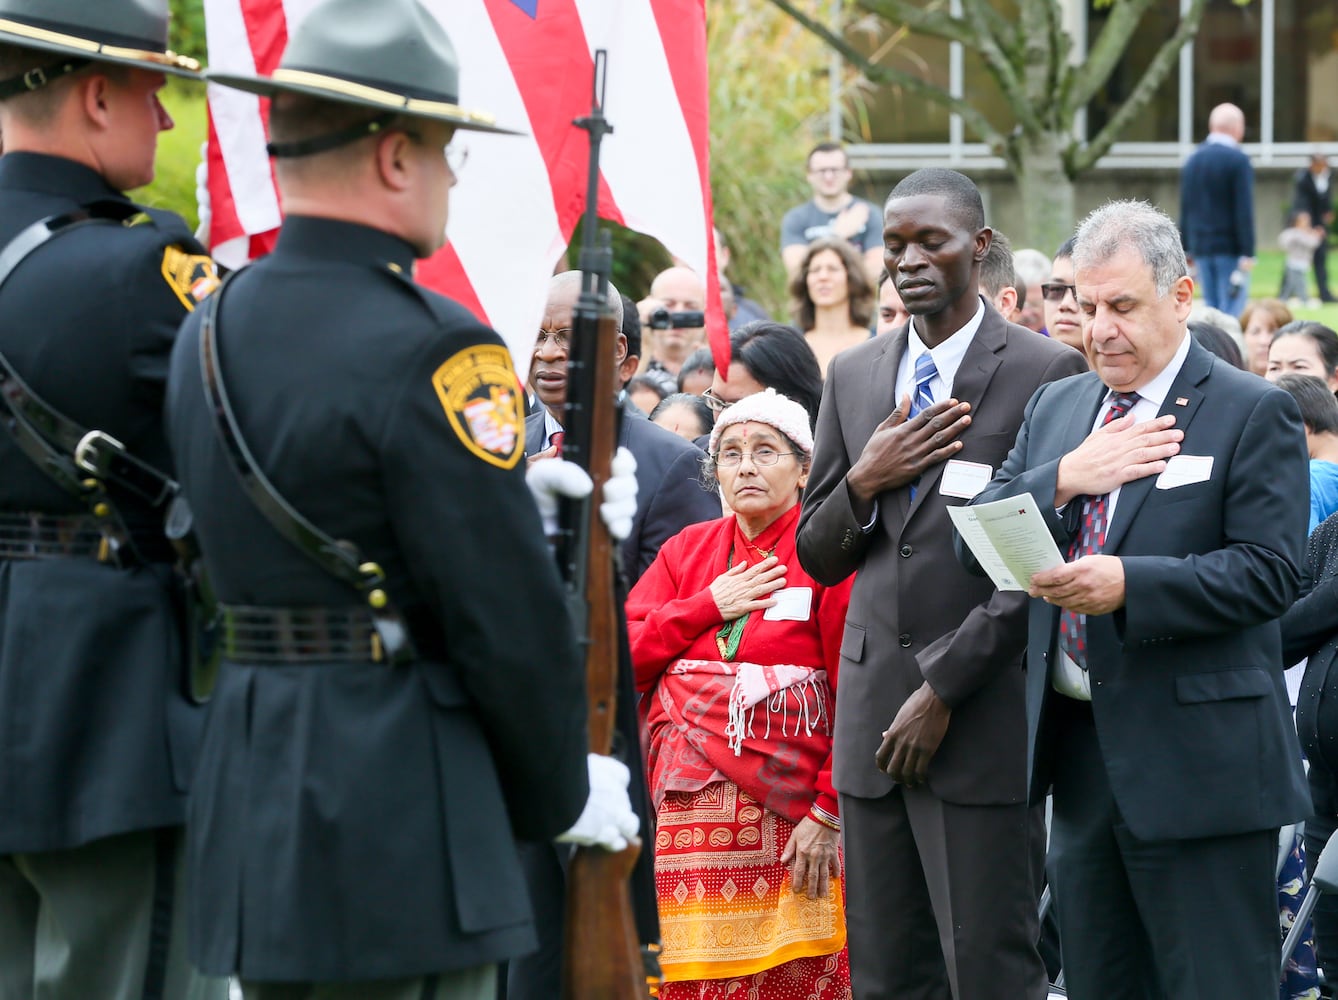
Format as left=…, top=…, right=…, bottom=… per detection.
left=781, top=142, right=884, bottom=283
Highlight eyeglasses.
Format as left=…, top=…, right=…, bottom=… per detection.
left=535, top=328, right=573, bottom=350
left=445, top=143, right=468, bottom=174
left=1041, top=282, right=1077, bottom=303
left=808, top=166, right=848, bottom=177
left=713, top=447, right=797, bottom=468
left=700, top=388, right=734, bottom=413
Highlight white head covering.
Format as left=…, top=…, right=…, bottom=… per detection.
left=708, top=388, right=814, bottom=458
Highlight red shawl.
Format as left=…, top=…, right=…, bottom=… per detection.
left=627, top=505, right=854, bottom=821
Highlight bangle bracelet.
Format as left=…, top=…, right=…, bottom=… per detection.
left=809, top=805, right=841, bottom=832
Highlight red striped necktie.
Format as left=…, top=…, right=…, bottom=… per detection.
left=1058, top=391, right=1139, bottom=670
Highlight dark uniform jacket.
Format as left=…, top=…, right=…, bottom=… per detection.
left=165, top=217, right=590, bottom=981
left=0, top=152, right=213, bottom=853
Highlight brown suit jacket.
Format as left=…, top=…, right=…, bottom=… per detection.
left=796, top=300, right=1087, bottom=803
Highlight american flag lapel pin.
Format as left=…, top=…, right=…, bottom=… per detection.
left=1175, top=397, right=1189, bottom=406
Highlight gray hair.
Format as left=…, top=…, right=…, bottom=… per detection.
left=548, top=270, right=623, bottom=326
left=1012, top=248, right=1051, bottom=287
left=1072, top=200, right=1188, bottom=298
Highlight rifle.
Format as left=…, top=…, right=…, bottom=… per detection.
left=557, top=50, right=648, bottom=1000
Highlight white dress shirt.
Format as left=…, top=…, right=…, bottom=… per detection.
left=859, top=297, right=987, bottom=532
left=1053, top=332, right=1192, bottom=700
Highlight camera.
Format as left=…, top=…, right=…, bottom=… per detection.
left=648, top=307, right=705, bottom=330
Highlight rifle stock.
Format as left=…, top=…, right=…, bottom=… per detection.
left=557, top=50, right=650, bottom=1000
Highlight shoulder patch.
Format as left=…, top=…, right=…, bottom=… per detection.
left=160, top=245, right=221, bottom=311
left=431, top=344, right=524, bottom=470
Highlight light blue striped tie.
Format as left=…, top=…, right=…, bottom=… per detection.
left=907, top=352, right=938, bottom=499
left=909, top=352, right=938, bottom=419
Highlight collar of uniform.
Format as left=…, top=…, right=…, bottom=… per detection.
left=0, top=151, right=127, bottom=205
left=274, top=215, right=418, bottom=274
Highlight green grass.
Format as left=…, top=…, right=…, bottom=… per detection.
left=1244, top=250, right=1338, bottom=328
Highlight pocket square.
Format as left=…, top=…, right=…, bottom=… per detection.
left=1155, top=454, right=1213, bottom=490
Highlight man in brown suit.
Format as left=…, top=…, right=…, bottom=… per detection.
left=796, top=168, right=1086, bottom=1000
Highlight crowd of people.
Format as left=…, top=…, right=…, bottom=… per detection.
left=3, top=1, right=1338, bottom=1000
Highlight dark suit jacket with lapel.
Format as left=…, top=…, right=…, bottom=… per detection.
left=1293, top=169, right=1334, bottom=228
left=796, top=301, right=1087, bottom=803
left=524, top=406, right=721, bottom=585
left=973, top=340, right=1311, bottom=841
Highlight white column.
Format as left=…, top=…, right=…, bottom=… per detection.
left=1179, top=0, right=1193, bottom=152
left=949, top=0, right=963, bottom=162
left=1260, top=0, right=1275, bottom=161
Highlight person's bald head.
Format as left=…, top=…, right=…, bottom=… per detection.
left=1208, top=103, right=1245, bottom=141
left=545, top=270, right=623, bottom=325
left=646, top=266, right=706, bottom=363
left=650, top=267, right=706, bottom=312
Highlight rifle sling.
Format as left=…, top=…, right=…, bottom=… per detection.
left=198, top=277, right=417, bottom=665
left=0, top=205, right=181, bottom=510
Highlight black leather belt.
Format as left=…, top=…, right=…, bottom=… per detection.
left=220, top=604, right=390, bottom=664
left=0, top=511, right=112, bottom=562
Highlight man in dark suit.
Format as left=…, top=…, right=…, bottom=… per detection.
left=1293, top=152, right=1334, bottom=303
left=972, top=199, right=1311, bottom=998
left=796, top=168, right=1086, bottom=1000
left=526, top=271, right=721, bottom=585
left=1179, top=102, right=1255, bottom=318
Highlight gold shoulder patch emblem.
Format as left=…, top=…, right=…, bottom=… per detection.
left=432, top=344, right=524, bottom=470
left=161, top=245, right=221, bottom=312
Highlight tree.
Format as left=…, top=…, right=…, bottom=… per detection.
left=767, top=0, right=1211, bottom=251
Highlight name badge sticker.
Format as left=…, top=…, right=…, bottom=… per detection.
left=764, top=587, right=813, bottom=622
left=1155, top=454, right=1213, bottom=490
left=939, top=459, right=994, bottom=500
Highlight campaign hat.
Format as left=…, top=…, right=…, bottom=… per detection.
left=0, top=0, right=201, bottom=89
left=208, top=0, right=516, bottom=136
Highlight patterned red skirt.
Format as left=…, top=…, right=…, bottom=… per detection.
left=655, top=781, right=851, bottom=1000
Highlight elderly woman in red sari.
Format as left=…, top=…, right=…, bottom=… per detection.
left=627, top=389, right=854, bottom=1000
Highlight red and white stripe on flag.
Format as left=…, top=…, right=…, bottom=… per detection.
left=201, top=0, right=728, bottom=376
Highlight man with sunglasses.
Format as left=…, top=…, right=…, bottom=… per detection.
left=1042, top=237, right=1087, bottom=358
left=781, top=142, right=884, bottom=283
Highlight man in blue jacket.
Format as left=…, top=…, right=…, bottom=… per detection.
left=1179, top=102, right=1255, bottom=317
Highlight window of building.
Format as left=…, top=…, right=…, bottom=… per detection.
left=844, top=10, right=951, bottom=143
left=1275, top=0, right=1338, bottom=141
left=1084, top=2, right=1180, bottom=143
left=1192, top=0, right=1263, bottom=140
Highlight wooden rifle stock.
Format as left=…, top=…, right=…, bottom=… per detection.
left=558, top=49, right=649, bottom=1000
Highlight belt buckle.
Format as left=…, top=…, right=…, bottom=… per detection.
left=74, top=430, right=126, bottom=478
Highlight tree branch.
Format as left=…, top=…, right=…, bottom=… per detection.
left=852, top=0, right=975, bottom=47
left=1069, top=0, right=1208, bottom=173
left=958, top=0, right=1040, bottom=134
left=1068, top=0, right=1156, bottom=111
left=764, top=0, right=1011, bottom=153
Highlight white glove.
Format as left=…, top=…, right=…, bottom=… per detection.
left=526, top=457, right=593, bottom=536
left=525, top=446, right=639, bottom=543
left=599, top=447, right=638, bottom=543
left=556, top=753, right=641, bottom=852
left=194, top=141, right=211, bottom=245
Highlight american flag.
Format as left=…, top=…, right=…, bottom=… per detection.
left=200, top=0, right=728, bottom=374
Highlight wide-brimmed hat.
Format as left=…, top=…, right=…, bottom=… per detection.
left=207, top=0, right=517, bottom=138
left=0, top=0, right=200, bottom=90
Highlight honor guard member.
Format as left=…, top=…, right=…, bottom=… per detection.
left=0, top=2, right=225, bottom=998
left=165, top=1, right=637, bottom=998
